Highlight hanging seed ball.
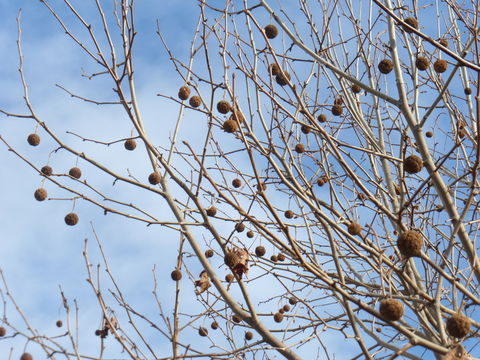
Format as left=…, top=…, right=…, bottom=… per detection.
left=148, top=172, right=161, bottom=185
left=224, top=251, right=238, bottom=268
left=69, top=167, right=82, bottom=179
left=245, top=331, right=253, bottom=340
left=178, top=85, right=191, bottom=101
left=269, top=63, right=281, bottom=76
left=458, top=129, right=466, bottom=139
left=397, top=230, right=423, bottom=257
left=205, top=249, right=214, bottom=258
left=415, top=56, right=430, bottom=71
left=64, top=213, right=79, bottom=226
left=301, top=124, right=310, bottom=134
left=34, top=188, right=48, bottom=201
left=403, top=17, right=418, bottom=33
left=425, top=131, right=433, bottom=138
left=404, top=155, right=423, bottom=174
left=56, top=320, right=63, bottom=327
left=171, top=269, right=182, bottom=281
left=20, top=354, right=33, bottom=360
left=434, top=59, right=448, bottom=73
left=217, top=100, right=231, bottom=114
left=230, top=110, right=245, bottom=124
left=198, top=327, right=208, bottom=337
left=0, top=326, right=6, bottom=337
left=464, top=87, right=472, bottom=95
left=270, top=255, right=278, bottom=262
left=277, top=253, right=286, bottom=262
left=317, top=114, right=327, bottom=123
left=95, top=329, right=102, bottom=336
left=347, top=222, right=362, bottom=236
left=189, top=95, right=202, bottom=108
left=284, top=210, right=294, bottom=219
left=222, top=119, right=238, bottom=133
left=283, top=304, right=291, bottom=312
left=41, top=165, right=53, bottom=176
left=439, top=38, right=449, bottom=47
left=273, top=312, right=284, bottom=323
left=257, top=182, right=267, bottom=192
left=276, top=71, right=291, bottom=86
left=289, top=297, right=298, bottom=305
left=232, top=178, right=242, bottom=188
left=351, top=84, right=362, bottom=94
left=255, top=246, right=266, bottom=257
left=211, top=321, right=219, bottom=330
left=379, top=299, right=404, bottom=321
left=246, top=230, right=254, bottom=238
left=235, top=222, right=245, bottom=232
left=264, top=24, right=278, bottom=39
left=27, top=133, right=40, bottom=146
left=446, top=314, right=471, bottom=338
left=279, top=308, right=285, bottom=314
left=378, top=59, right=394, bottom=74
left=225, top=273, right=234, bottom=283
left=334, top=96, right=343, bottom=105
left=232, top=315, right=242, bottom=323
left=124, top=139, right=137, bottom=151
left=206, top=206, right=217, bottom=217
left=331, top=104, right=343, bottom=116
left=295, top=143, right=305, bottom=153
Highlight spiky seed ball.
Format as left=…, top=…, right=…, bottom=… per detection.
left=434, top=59, right=448, bottom=73
left=245, top=331, right=253, bottom=340
left=224, top=251, right=238, bottom=268
left=284, top=210, right=294, bottom=219
left=273, top=312, right=284, bottom=323
left=257, top=182, right=267, bottom=192
left=124, top=139, right=137, bottom=151
left=334, top=96, right=343, bottom=105
left=20, top=353, right=33, bottom=360
left=246, top=230, right=254, bottom=238
left=64, top=212, right=79, bottom=226
left=317, top=114, right=327, bottom=123
left=426, top=131, right=433, bottom=138
left=301, top=124, right=310, bottom=134
left=295, top=143, right=305, bottom=153
left=225, top=273, right=234, bottom=283
left=69, top=167, right=82, bottom=179
left=235, top=222, right=245, bottom=232
left=0, top=326, right=5, bottom=337
left=27, top=134, right=40, bottom=146
left=446, top=314, right=471, bottom=338
left=347, top=222, right=362, bottom=236
left=269, top=63, right=280, bottom=75
left=289, top=297, right=298, bottom=305
left=277, top=253, right=286, bottom=262
left=279, top=308, right=285, bottom=314
left=189, top=95, right=201, bottom=108
left=464, top=87, right=472, bottom=95
left=222, top=119, right=238, bottom=133
left=56, top=320, right=63, bottom=327
left=232, top=315, right=241, bottom=323
left=379, top=299, right=404, bottom=321
left=276, top=71, right=291, bottom=86
left=198, top=327, right=208, bottom=337
left=397, top=230, right=423, bottom=257
left=41, top=166, right=53, bottom=176
left=351, top=84, right=362, bottom=94
left=205, top=249, right=214, bottom=258
left=283, top=304, right=291, bottom=312
left=178, top=85, right=191, bottom=100
left=229, top=110, right=245, bottom=124
left=270, top=255, right=278, bottom=262
left=232, top=178, right=242, bottom=188
left=211, top=321, right=219, bottom=330
left=331, top=104, right=343, bottom=116
left=403, top=17, right=418, bottom=33
left=378, top=59, right=394, bottom=74
left=439, top=38, right=449, bottom=47
left=34, top=188, right=48, bottom=201
left=217, top=100, right=231, bottom=114
left=264, top=24, right=278, bottom=39
left=255, top=246, right=266, bottom=257
left=206, top=206, right=217, bottom=217
left=171, top=269, right=182, bottom=281
left=404, top=155, right=423, bottom=174
left=148, top=172, right=161, bottom=185
left=95, top=329, right=102, bottom=336
left=415, top=56, right=430, bottom=71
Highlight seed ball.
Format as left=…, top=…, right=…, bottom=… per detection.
left=415, top=56, right=430, bottom=71
left=171, top=269, right=182, bottom=281
left=20, top=354, right=33, bottom=360
left=124, top=139, right=137, bottom=151
left=295, top=143, right=305, bottom=153
left=222, top=119, right=238, bottom=133
left=277, top=253, right=286, bottom=262
left=69, top=167, right=82, bottom=179
left=301, top=124, right=310, bottom=134
left=317, top=114, right=327, bottom=123
left=464, top=87, right=472, bottom=95
left=27, top=133, right=40, bottom=146
left=289, top=297, right=298, bottom=305
left=347, top=222, right=362, bottom=236
left=232, top=178, right=242, bottom=188
left=245, top=331, right=253, bottom=340
left=225, top=273, right=234, bottom=283
left=255, top=246, right=266, bottom=257
left=283, top=304, right=291, bottom=312
left=334, top=96, right=343, bottom=105
left=34, top=188, right=48, bottom=201
left=41, top=166, right=53, bottom=176
left=198, top=327, right=208, bottom=337
left=425, top=131, right=433, bottom=138
left=284, top=210, right=294, bottom=219
left=0, top=326, right=6, bottom=337
left=270, top=255, right=278, bottom=262
left=64, top=212, right=79, bottom=226
left=189, top=95, right=202, bottom=108
left=446, top=314, right=471, bottom=338
left=434, top=59, right=448, bottom=73
left=269, top=63, right=280, bottom=75
left=397, top=230, right=423, bottom=257
left=231, top=315, right=241, bottom=323
left=217, top=100, right=231, bottom=114
left=224, top=251, right=238, bottom=268
left=276, top=71, right=291, bottom=86
left=56, top=320, right=63, bottom=327
left=439, top=38, right=449, bottom=47
left=378, top=59, right=394, bottom=74
left=246, top=230, right=254, bottom=238
left=148, top=172, right=161, bottom=185
left=257, top=182, right=267, bottom=192
left=211, top=321, right=219, bottom=330
left=206, top=206, right=217, bottom=217
left=235, top=222, right=245, bottom=232
left=205, top=249, right=214, bottom=258
left=273, top=312, right=284, bottom=323
left=264, top=24, right=278, bottom=39
left=229, top=110, right=245, bottom=125
left=404, top=155, right=423, bottom=174
left=351, top=84, right=362, bottom=94
left=331, top=104, right=343, bottom=116
left=95, top=329, right=102, bottom=336
left=403, top=17, right=418, bottom=33
left=379, top=299, right=404, bottom=321
left=178, top=85, right=191, bottom=100
left=458, top=129, right=466, bottom=139
left=279, top=308, right=285, bottom=314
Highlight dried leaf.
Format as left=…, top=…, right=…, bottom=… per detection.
left=195, top=270, right=211, bottom=294
left=229, top=248, right=249, bottom=278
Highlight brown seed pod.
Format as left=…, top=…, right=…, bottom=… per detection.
left=295, top=143, right=305, bottom=153
left=404, top=155, right=423, bottom=174
left=438, top=38, right=449, bottom=47
left=403, top=17, right=418, bottom=33
left=205, top=249, right=214, bottom=258
left=206, top=206, right=217, bottom=217
left=331, top=104, right=343, bottom=116
left=198, top=327, right=208, bottom=337
left=379, top=299, right=404, bottom=321
left=225, top=273, right=234, bottom=283
left=276, top=71, right=291, bottom=86
left=41, top=165, right=53, bottom=176
left=264, top=24, right=278, bottom=39
left=69, top=167, right=82, bottom=179
left=425, top=131, right=433, bottom=138
left=255, top=246, right=266, bottom=257
left=124, top=139, right=137, bottom=151
left=334, top=96, right=343, bottom=105
left=64, top=212, right=79, bottom=226
left=178, top=85, right=191, bottom=100
left=56, top=320, right=63, bottom=327
left=378, top=59, right=394, bottom=74
left=464, top=87, right=472, bottom=95
left=289, top=297, right=298, bottom=305
left=222, top=119, right=238, bottom=133
left=351, top=84, right=362, bottom=94
left=235, top=222, right=245, bottom=233
left=229, top=110, right=245, bottom=124
left=273, top=312, right=284, bottom=323
left=458, top=129, right=466, bottom=139
left=148, top=172, right=161, bottom=185
left=232, top=315, right=241, bottom=323
left=434, top=59, right=448, bottom=73
left=283, top=304, right=291, bottom=312
left=284, top=210, right=294, bottom=219
left=246, top=230, right=254, bottom=238
left=446, top=314, right=471, bottom=338
left=95, top=329, right=102, bottom=336
left=0, top=326, right=6, bottom=337
left=171, top=269, right=182, bottom=281
left=277, top=253, right=286, bottom=262
left=270, top=255, right=278, bottom=262
left=224, top=251, right=239, bottom=268
left=189, top=95, right=201, bottom=108
left=317, top=114, right=327, bottom=123
left=257, top=182, right=267, bottom=192
left=269, top=63, right=280, bottom=75
left=217, top=100, right=231, bottom=114
left=301, top=124, right=310, bottom=134
left=245, top=331, right=253, bottom=340
left=210, top=321, right=219, bottom=330
left=34, top=188, right=48, bottom=201
left=397, top=230, right=423, bottom=257
left=232, top=178, right=242, bottom=188
left=27, top=133, right=40, bottom=146
left=20, top=353, right=33, bottom=360
left=415, top=56, right=430, bottom=71
left=347, top=222, right=362, bottom=236
left=279, top=308, right=285, bottom=314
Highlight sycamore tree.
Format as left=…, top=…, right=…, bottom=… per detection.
left=1, top=0, right=480, bottom=359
